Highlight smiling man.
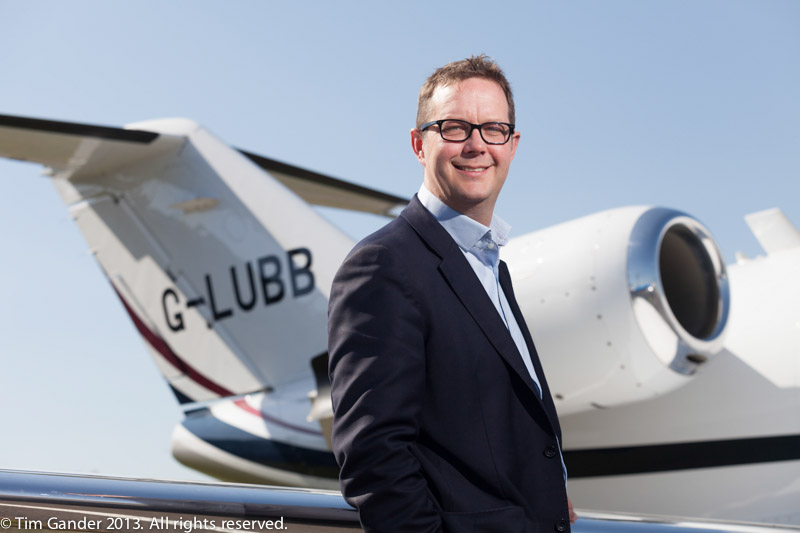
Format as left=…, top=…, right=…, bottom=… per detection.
left=328, top=55, right=574, bottom=533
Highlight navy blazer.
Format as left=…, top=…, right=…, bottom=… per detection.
left=329, top=196, right=570, bottom=533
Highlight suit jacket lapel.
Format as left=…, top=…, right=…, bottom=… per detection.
left=400, top=196, right=545, bottom=403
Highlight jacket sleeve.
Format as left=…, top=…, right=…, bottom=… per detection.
left=328, top=242, right=442, bottom=533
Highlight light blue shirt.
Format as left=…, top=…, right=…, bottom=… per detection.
left=417, top=184, right=543, bottom=397
left=417, top=183, right=568, bottom=484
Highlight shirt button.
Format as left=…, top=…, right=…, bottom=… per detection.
left=544, top=445, right=557, bottom=458
left=555, top=519, right=567, bottom=531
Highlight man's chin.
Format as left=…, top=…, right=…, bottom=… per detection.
left=447, top=194, right=497, bottom=221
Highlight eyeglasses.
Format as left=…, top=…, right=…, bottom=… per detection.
left=419, top=119, right=515, bottom=145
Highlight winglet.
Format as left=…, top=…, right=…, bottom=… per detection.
left=744, top=208, right=800, bottom=255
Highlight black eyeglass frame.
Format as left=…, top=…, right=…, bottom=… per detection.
left=419, top=119, right=516, bottom=145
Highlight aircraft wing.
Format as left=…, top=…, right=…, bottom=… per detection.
left=0, top=114, right=407, bottom=216
left=4, top=469, right=798, bottom=533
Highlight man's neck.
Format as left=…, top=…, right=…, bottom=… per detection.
left=422, top=187, right=495, bottom=227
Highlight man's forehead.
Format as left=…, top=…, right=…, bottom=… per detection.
left=429, top=78, right=509, bottom=117
left=430, top=76, right=501, bottom=94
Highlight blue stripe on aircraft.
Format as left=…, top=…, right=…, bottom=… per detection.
left=182, top=409, right=339, bottom=479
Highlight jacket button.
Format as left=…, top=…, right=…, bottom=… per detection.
left=555, top=519, right=567, bottom=531
left=544, top=445, right=557, bottom=458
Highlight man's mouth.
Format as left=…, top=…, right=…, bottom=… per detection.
left=453, top=164, right=490, bottom=173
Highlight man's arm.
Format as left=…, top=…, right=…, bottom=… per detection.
left=328, top=242, right=441, bottom=533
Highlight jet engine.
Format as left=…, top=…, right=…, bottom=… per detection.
left=503, top=206, right=729, bottom=415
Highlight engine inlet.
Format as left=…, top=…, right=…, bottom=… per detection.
left=628, top=208, right=729, bottom=374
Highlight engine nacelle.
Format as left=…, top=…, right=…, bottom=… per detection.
left=503, top=206, right=729, bottom=415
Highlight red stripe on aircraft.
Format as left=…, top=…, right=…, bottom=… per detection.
left=232, top=398, right=323, bottom=436
left=112, top=286, right=323, bottom=437
left=112, top=286, right=234, bottom=397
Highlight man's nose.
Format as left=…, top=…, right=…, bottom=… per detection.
left=462, top=127, right=486, bottom=152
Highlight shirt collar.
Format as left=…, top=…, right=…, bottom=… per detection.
left=417, top=183, right=511, bottom=252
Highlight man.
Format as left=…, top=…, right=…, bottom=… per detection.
left=328, top=55, right=574, bottom=533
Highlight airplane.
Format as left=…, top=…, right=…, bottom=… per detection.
left=1, top=113, right=798, bottom=526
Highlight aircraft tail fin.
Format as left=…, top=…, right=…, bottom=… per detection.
left=1, top=113, right=388, bottom=406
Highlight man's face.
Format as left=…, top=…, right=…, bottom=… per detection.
left=411, top=77, right=520, bottom=225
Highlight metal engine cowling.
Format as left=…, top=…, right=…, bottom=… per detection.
left=502, top=206, right=729, bottom=415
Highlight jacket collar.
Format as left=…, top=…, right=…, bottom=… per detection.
left=399, top=195, right=458, bottom=260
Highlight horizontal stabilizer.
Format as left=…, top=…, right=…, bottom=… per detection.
left=0, top=113, right=158, bottom=144
left=0, top=113, right=180, bottom=180
left=1, top=113, right=406, bottom=216
left=240, top=150, right=407, bottom=217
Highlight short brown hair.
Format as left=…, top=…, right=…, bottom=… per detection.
left=415, top=54, right=515, bottom=128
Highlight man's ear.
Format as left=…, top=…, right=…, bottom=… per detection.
left=509, top=131, right=521, bottom=161
left=410, top=129, right=425, bottom=165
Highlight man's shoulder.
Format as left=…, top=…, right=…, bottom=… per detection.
left=357, top=214, right=417, bottom=249
left=339, top=215, right=421, bottom=271
left=330, top=216, right=428, bottom=307
left=351, top=195, right=449, bottom=256
left=337, top=196, right=455, bottom=275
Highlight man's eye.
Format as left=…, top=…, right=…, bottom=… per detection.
left=442, top=124, right=468, bottom=134
left=484, top=124, right=507, bottom=135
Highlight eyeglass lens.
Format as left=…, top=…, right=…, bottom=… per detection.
left=440, top=120, right=511, bottom=144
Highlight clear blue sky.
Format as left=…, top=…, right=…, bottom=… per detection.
left=1, top=1, right=798, bottom=481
